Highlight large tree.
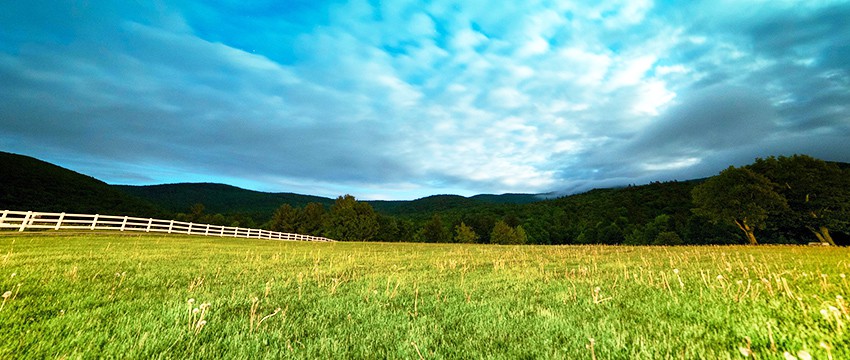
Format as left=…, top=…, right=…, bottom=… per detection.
left=692, top=166, right=787, bottom=245
left=270, top=204, right=299, bottom=233
left=297, top=202, right=327, bottom=236
left=323, top=195, right=379, bottom=241
left=454, top=222, right=479, bottom=244
left=374, top=214, right=401, bottom=242
left=422, top=214, right=450, bottom=243
left=749, top=155, right=850, bottom=245
left=490, top=220, right=528, bottom=245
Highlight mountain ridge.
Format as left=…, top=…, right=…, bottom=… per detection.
left=0, top=151, right=162, bottom=217
left=1, top=151, right=546, bottom=220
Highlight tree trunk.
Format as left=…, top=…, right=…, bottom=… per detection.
left=734, top=219, right=759, bottom=245
left=744, top=229, right=758, bottom=245
left=812, top=226, right=836, bottom=246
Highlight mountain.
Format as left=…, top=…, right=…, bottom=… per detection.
left=470, top=193, right=550, bottom=204
left=118, top=185, right=546, bottom=220
left=546, top=180, right=704, bottom=228
left=370, top=193, right=544, bottom=217
left=114, top=183, right=336, bottom=216
left=0, top=151, right=162, bottom=216
left=0, top=151, right=545, bottom=221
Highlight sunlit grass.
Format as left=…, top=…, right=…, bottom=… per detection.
left=0, top=233, right=847, bottom=359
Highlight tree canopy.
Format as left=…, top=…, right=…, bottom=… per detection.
left=748, top=155, right=850, bottom=245
left=692, top=166, right=788, bottom=245
left=323, top=195, right=379, bottom=241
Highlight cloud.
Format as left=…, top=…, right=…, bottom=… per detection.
left=1, top=0, right=849, bottom=199
left=634, top=85, right=779, bottom=153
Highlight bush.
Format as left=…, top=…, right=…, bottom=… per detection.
left=653, top=231, right=684, bottom=246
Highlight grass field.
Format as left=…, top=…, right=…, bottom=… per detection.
left=0, top=233, right=848, bottom=359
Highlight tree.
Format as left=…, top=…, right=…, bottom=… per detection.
left=374, top=214, right=400, bottom=242
left=454, top=222, right=479, bottom=243
left=270, top=204, right=299, bottom=233
left=515, top=225, right=528, bottom=245
left=597, top=223, right=625, bottom=245
left=323, top=195, right=379, bottom=241
left=625, top=215, right=672, bottom=245
left=395, top=219, right=417, bottom=243
left=189, top=203, right=206, bottom=223
left=683, top=214, right=740, bottom=245
left=653, top=231, right=684, bottom=246
left=422, top=214, right=450, bottom=243
left=692, top=166, right=787, bottom=245
left=575, top=226, right=598, bottom=245
left=490, top=220, right=527, bottom=245
left=298, top=202, right=326, bottom=236
left=209, top=213, right=227, bottom=226
left=461, top=213, right=496, bottom=244
left=749, top=155, right=850, bottom=245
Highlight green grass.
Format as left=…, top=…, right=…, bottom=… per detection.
left=0, top=233, right=848, bottom=359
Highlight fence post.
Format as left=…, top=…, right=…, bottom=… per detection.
left=146, top=218, right=152, bottom=232
left=55, top=212, right=66, bottom=230
left=188, top=222, right=193, bottom=235
left=168, top=220, right=174, bottom=234
left=90, top=214, right=99, bottom=230
left=205, top=224, right=210, bottom=236
left=121, top=216, right=128, bottom=231
left=1, top=210, right=8, bottom=227
left=18, top=211, right=32, bottom=232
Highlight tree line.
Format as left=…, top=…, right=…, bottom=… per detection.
left=180, top=155, right=850, bottom=245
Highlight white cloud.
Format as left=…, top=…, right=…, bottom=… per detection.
left=488, top=87, right=529, bottom=109
left=2, top=0, right=850, bottom=199
left=517, top=37, right=550, bottom=57
left=632, top=80, right=676, bottom=116
left=550, top=47, right=613, bottom=86
left=642, top=157, right=701, bottom=171
left=608, top=55, right=657, bottom=88
left=604, top=0, right=653, bottom=27
left=655, top=64, right=689, bottom=76
left=450, top=27, right=489, bottom=50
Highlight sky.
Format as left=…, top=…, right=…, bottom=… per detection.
left=1, top=0, right=849, bottom=200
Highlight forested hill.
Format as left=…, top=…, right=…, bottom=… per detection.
left=115, top=183, right=336, bottom=217
left=369, top=193, right=545, bottom=216
left=0, top=151, right=162, bottom=217
left=116, top=185, right=545, bottom=220
left=1, top=150, right=545, bottom=223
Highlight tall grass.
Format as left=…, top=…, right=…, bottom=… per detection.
left=0, top=233, right=847, bottom=359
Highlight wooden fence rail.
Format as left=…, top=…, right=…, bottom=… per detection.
left=0, top=210, right=334, bottom=242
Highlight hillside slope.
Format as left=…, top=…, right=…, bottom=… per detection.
left=118, top=184, right=546, bottom=220
left=0, top=152, right=162, bottom=216
left=370, top=194, right=540, bottom=216
left=114, top=183, right=336, bottom=216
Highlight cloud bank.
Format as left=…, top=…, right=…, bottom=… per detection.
left=1, top=0, right=848, bottom=199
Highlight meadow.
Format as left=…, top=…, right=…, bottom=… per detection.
left=0, top=233, right=847, bottom=359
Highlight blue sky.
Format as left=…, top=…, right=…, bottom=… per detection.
left=2, top=0, right=849, bottom=200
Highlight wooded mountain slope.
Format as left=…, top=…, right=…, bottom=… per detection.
left=0, top=152, right=161, bottom=216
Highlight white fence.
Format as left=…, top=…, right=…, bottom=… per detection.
left=0, top=210, right=334, bottom=242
